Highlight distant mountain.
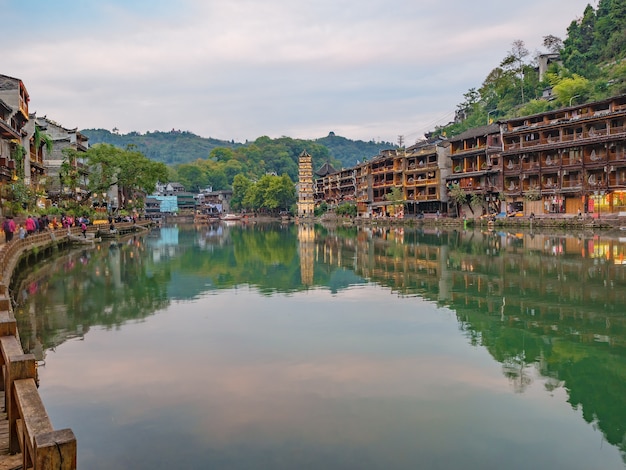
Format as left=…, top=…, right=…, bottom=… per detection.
left=315, top=132, right=395, bottom=167
left=81, top=128, right=395, bottom=169
left=80, top=129, right=241, bottom=165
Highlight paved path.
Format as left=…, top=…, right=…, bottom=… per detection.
left=0, top=392, right=22, bottom=469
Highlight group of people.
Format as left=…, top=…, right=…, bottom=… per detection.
left=2, top=214, right=92, bottom=242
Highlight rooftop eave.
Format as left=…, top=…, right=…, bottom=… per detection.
left=0, top=121, right=20, bottom=140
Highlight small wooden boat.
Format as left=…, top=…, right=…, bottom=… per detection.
left=221, top=213, right=242, bottom=221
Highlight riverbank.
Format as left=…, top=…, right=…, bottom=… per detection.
left=162, top=211, right=626, bottom=233
left=311, top=212, right=626, bottom=233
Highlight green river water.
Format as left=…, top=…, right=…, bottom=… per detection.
left=12, top=222, right=626, bottom=469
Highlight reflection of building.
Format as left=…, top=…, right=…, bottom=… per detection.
left=297, top=224, right=315, bottom=285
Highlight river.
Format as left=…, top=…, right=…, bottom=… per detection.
left=13, top=222, right=626, bottom=469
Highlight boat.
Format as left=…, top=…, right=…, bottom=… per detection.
left=220, top=213, right=242, bottom=221
left=194, top=208, right=221, bottom=224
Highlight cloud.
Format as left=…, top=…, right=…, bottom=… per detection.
left=2, top=0, right=592, bottom=142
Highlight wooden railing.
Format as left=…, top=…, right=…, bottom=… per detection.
left=0, top=219, right=154, bottom=465
left=0, top=230, right=77, bottom=468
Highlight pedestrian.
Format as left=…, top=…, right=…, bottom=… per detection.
left=18, top=225, right=25, bottom=240
left=3, top=216, right=15, bottom=242
left=81, top=220, right=87, bottom=238
left=25, top=215, right=36, bottom=236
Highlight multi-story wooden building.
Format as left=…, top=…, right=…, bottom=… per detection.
left=311, top=141, right=450, bottom=218
left=35, top=116, right=90, bottom=206
left=300, top=94, right=626, bottom=219
left=446, top=123, right=503, bottom=216
left=501, top=94, right=626, bottom=216
left=404, top=140, right=450, bottom=216
left=0, top=98, right=20, bottom=186
left=0, top=74, right=30, bottom=197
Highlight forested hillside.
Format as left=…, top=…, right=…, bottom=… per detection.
left=82, top=129, right=393, bottom=174
left=437, top=0, right=626, bottom=138
left=81, top=128, right=394, bottom=191
left=80, top=129, right=240, bottom=165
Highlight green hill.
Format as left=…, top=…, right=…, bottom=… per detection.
left=81, top=129, right=395, bottom=170
left=80, top=129, right=241, bottom=165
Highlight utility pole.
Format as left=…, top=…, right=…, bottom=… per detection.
left=397, top=135, right=404, bottom=149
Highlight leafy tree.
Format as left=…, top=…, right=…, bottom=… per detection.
left=552, top=75, right=592, bottom=106
left=265, top=174, right=296, bottom=212
left=177, top=163, right=206, bottom=192
left=449, top=184, right=467, bottom=217
left=385, top=187, right=404, bottom=213
left=543, top=35, right=563, bottom=53
left=501, top=40, right=530, bottom=103
left=335, top=202, right=357, bottom=217
left=231, top=174, right=252, bottom=211
left=70, top=143, right=168, bottom=211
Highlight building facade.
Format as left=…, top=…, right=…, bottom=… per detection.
left=304, top=94, right=626, bottom=219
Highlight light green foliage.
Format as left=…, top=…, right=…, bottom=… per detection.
left=552, top=75, right=592, bottom=106
left=231, top=174, right=252, bottom=211
left=235, top=173, right=295, bottom=213
left=335, top=202, right=357, bottom=217
left=385, top=187, right=404, bottom=207
left=449, top=184, right=467, bottom=207
left=71, top=143, right=168, bottom=210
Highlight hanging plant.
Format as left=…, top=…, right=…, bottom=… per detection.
left=34, top=126, right=53, bottom=153
left=11, top=144, right=26, bottom=179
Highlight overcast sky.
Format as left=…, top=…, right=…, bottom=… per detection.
left=2, top=0, right=594, bottom=144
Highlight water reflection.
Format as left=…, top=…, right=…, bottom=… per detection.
left=13, top=222, right=626, bottom=467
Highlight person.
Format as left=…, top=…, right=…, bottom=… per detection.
left=3, top=216, right=15, bottom=242
left=18, top=224, right=25, bottom=240
left=25, top=215, right=36, bottom=236
left=81, top=220, right=87, bottom=238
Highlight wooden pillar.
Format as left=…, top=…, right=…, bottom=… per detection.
left=34, top=429, right=77, bottom=470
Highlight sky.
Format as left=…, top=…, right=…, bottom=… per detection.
left=2, top=0, right=595, bottom=144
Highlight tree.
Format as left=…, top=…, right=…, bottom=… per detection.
left=177, top=164, right=206, bottom=192
left=501, top=40, right=530, bottom=103
left=552, top=75, right=592, bottom=106
left=265, top=174, right=296, bottom=212
left=72, top=143, right=168, bottom=211
left=543, top=35, right=563, bottom=53
left=385, top=187, right=404, bottom=215
left=231, top=174, right=251, bottom=211
left=449, top=184, right=467, bottom=217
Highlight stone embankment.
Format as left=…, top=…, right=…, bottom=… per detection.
left=315, top=213, right=626, bottom=232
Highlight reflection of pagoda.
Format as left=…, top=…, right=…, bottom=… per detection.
left=297, top=224, right=315, bottom=285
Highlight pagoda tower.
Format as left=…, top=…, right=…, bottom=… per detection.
left=297, top=150, right=315, bottom=217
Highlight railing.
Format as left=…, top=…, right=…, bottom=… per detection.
left=0, top=220, right=152, bottom=468
left=0, top=230, right=77, bottom=468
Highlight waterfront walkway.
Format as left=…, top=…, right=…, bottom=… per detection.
left=0, top=221, right=152, bottom=469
